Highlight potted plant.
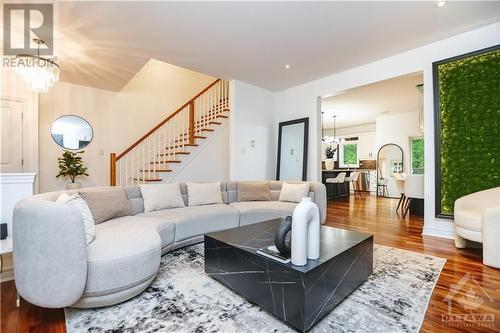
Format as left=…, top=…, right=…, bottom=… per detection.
left=324, top=145, right=336, bottom=170
left=57, top=150, right=89, bottom=189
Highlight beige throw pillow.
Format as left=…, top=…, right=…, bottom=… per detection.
left=238, top=182, right=272, bottom=202
left=56, top=193, right=96, bottom=245
left=79, top=188, right=131, bottom=224
left=186, top=182, right=223, bottom=206
left=139, top=183, right=185, bottom=212
left=278, top=182, right=310, bottom=203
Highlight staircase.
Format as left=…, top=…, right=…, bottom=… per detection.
left=110, top=79, right=229, bottom=186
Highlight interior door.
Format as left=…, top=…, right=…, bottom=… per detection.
left=1, top=99, right=23, bottom=173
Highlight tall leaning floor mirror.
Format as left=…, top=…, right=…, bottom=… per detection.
left=276, top=117, right=309, bottom=181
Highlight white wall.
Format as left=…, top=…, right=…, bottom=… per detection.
left=38, top=60, right=217, bottom=192
left=376, top=113, right=420, bottom=197
left=337, top=123, right=376, bottom=137
left=229, top=80, right=276, bottom=181
left=168, top=122, right=229, bottom=183
left=376, top=112, right=420, bottom=174
left=275, top=22, right=500, bottom=239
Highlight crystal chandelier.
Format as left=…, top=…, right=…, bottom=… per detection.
left=15, top=39, right=59, bottom=93
left=322, top=114, right=345, bottom=145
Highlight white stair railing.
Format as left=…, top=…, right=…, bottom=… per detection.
left=111, top=79, right=229, bottom=186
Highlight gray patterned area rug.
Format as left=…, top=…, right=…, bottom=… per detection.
left=66, top=244, right=445, bottom=333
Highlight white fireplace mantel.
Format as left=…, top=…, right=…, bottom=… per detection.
left=0, top=173, right=37, bottom=236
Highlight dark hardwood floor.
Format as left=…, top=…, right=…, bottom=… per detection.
left=1, top=194, right=498, bottom=332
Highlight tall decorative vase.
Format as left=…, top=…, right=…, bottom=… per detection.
left=324, top=158, right=334, bottom=170
left=291, top=197, right=320, bottom=266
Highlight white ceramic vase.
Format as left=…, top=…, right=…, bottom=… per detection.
left=325, top=159, right=334, bottom=170
left=66, top=182, right=82, bottom=190
left=291, top=197, right=320, bottom=266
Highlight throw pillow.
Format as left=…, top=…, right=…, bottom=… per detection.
left=186, top=182, right=223, bottom=206
left=238, top=182, right=272, bottom=201
left=56, top=193, right=96, bottom=245
left=278, top=182, right=310, bottom=203
left=79, top=188, right=131, bottom=224
left=139, top=183, right=185, bottom=212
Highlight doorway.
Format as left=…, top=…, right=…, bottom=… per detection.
left=319, top=72, right=424, bottom=218
left=1, top=98, right=24, bottom=173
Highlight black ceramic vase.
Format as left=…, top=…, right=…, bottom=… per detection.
left=274, top=216, right=292, bottom=255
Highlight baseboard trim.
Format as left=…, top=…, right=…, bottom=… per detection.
left=422, top=226, right=455, bottom=240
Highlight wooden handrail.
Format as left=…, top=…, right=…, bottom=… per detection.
left=116, top=79, right=221, bottom=161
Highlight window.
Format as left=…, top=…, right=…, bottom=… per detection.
left=340, top=143, right=359, bottom=167
left=410, top=137, right=424, bottom=174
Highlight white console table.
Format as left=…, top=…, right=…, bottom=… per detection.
left=0, top=173, right=37, bottom=238
left=0, top=236, right=12, bottom=272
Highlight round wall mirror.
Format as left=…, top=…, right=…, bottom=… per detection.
left=51, top=115, right=93, bottom=150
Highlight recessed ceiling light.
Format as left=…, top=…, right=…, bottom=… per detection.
left=284, top=64, right=291, bottom=69
left=436, top=1, right=447, bottom=7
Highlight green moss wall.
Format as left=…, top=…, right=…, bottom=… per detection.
left=437, top=47, right=500, bottom=215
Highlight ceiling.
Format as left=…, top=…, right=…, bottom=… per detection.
left=46, top=1, right=500, bottom=91
left=321, top=72, right=423, bottom=128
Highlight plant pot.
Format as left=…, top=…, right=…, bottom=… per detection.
left=66, top=182, right=82, bottom=190
left=325, top=159, right=335, bottom=170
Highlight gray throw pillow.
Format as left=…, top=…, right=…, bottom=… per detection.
left=238, top=182, right=272, bottom=202
left=79, top=188, right=131, bottom=224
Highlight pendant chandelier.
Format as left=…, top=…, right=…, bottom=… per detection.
left=322, top=114, right=345, bottom=145
left=15, top=39, right=59, bottom=93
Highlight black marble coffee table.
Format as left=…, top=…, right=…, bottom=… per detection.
left=204, top=219, right=373, bottom=332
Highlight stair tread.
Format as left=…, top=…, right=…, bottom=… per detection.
left=165, top=143, right=199, bottom=149
left=158, top=151, right=190, bottom=157
left=201, top=129, right=214, bottom=132
left=150, top=159, right=181, bottom=164
left=140, top=169, right=172, bottom=172
left=133, top=178, right=162, bottom=182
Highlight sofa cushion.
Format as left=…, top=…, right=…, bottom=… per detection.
left=455, top=209, right=483, bottom=232
left=56, top=193, right=96, bottom=245
left=99, top=216, right=175, bottom=251
left=186, top=182, right=224, bottom=206
left=237, top=182, right=272, bottom=202
left=79, top=188, right=131, bottom=224
left=84, top=220, right=161, bottom=298
left=124, top=185, right=145, bottom=215
left=279, top=182, right=310, bottom=203
left=140, top=183, right=185, bottom=212
left=229, top=201, right=297, bottom=226
left=138, top=204, right=239, bottom=242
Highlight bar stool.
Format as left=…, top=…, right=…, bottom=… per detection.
left=345, top=171, right=362, bottom=198
left=377, top=178, right=389, bottom=197
left=326, top=172, right=347, bottom=199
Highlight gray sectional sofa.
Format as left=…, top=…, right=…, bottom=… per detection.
left=13, top=181, right=326, bottom=309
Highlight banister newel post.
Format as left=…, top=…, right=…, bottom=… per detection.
left=189, top=100, right=195, bottom=145
left=110, top=153, right=117, bottom=186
